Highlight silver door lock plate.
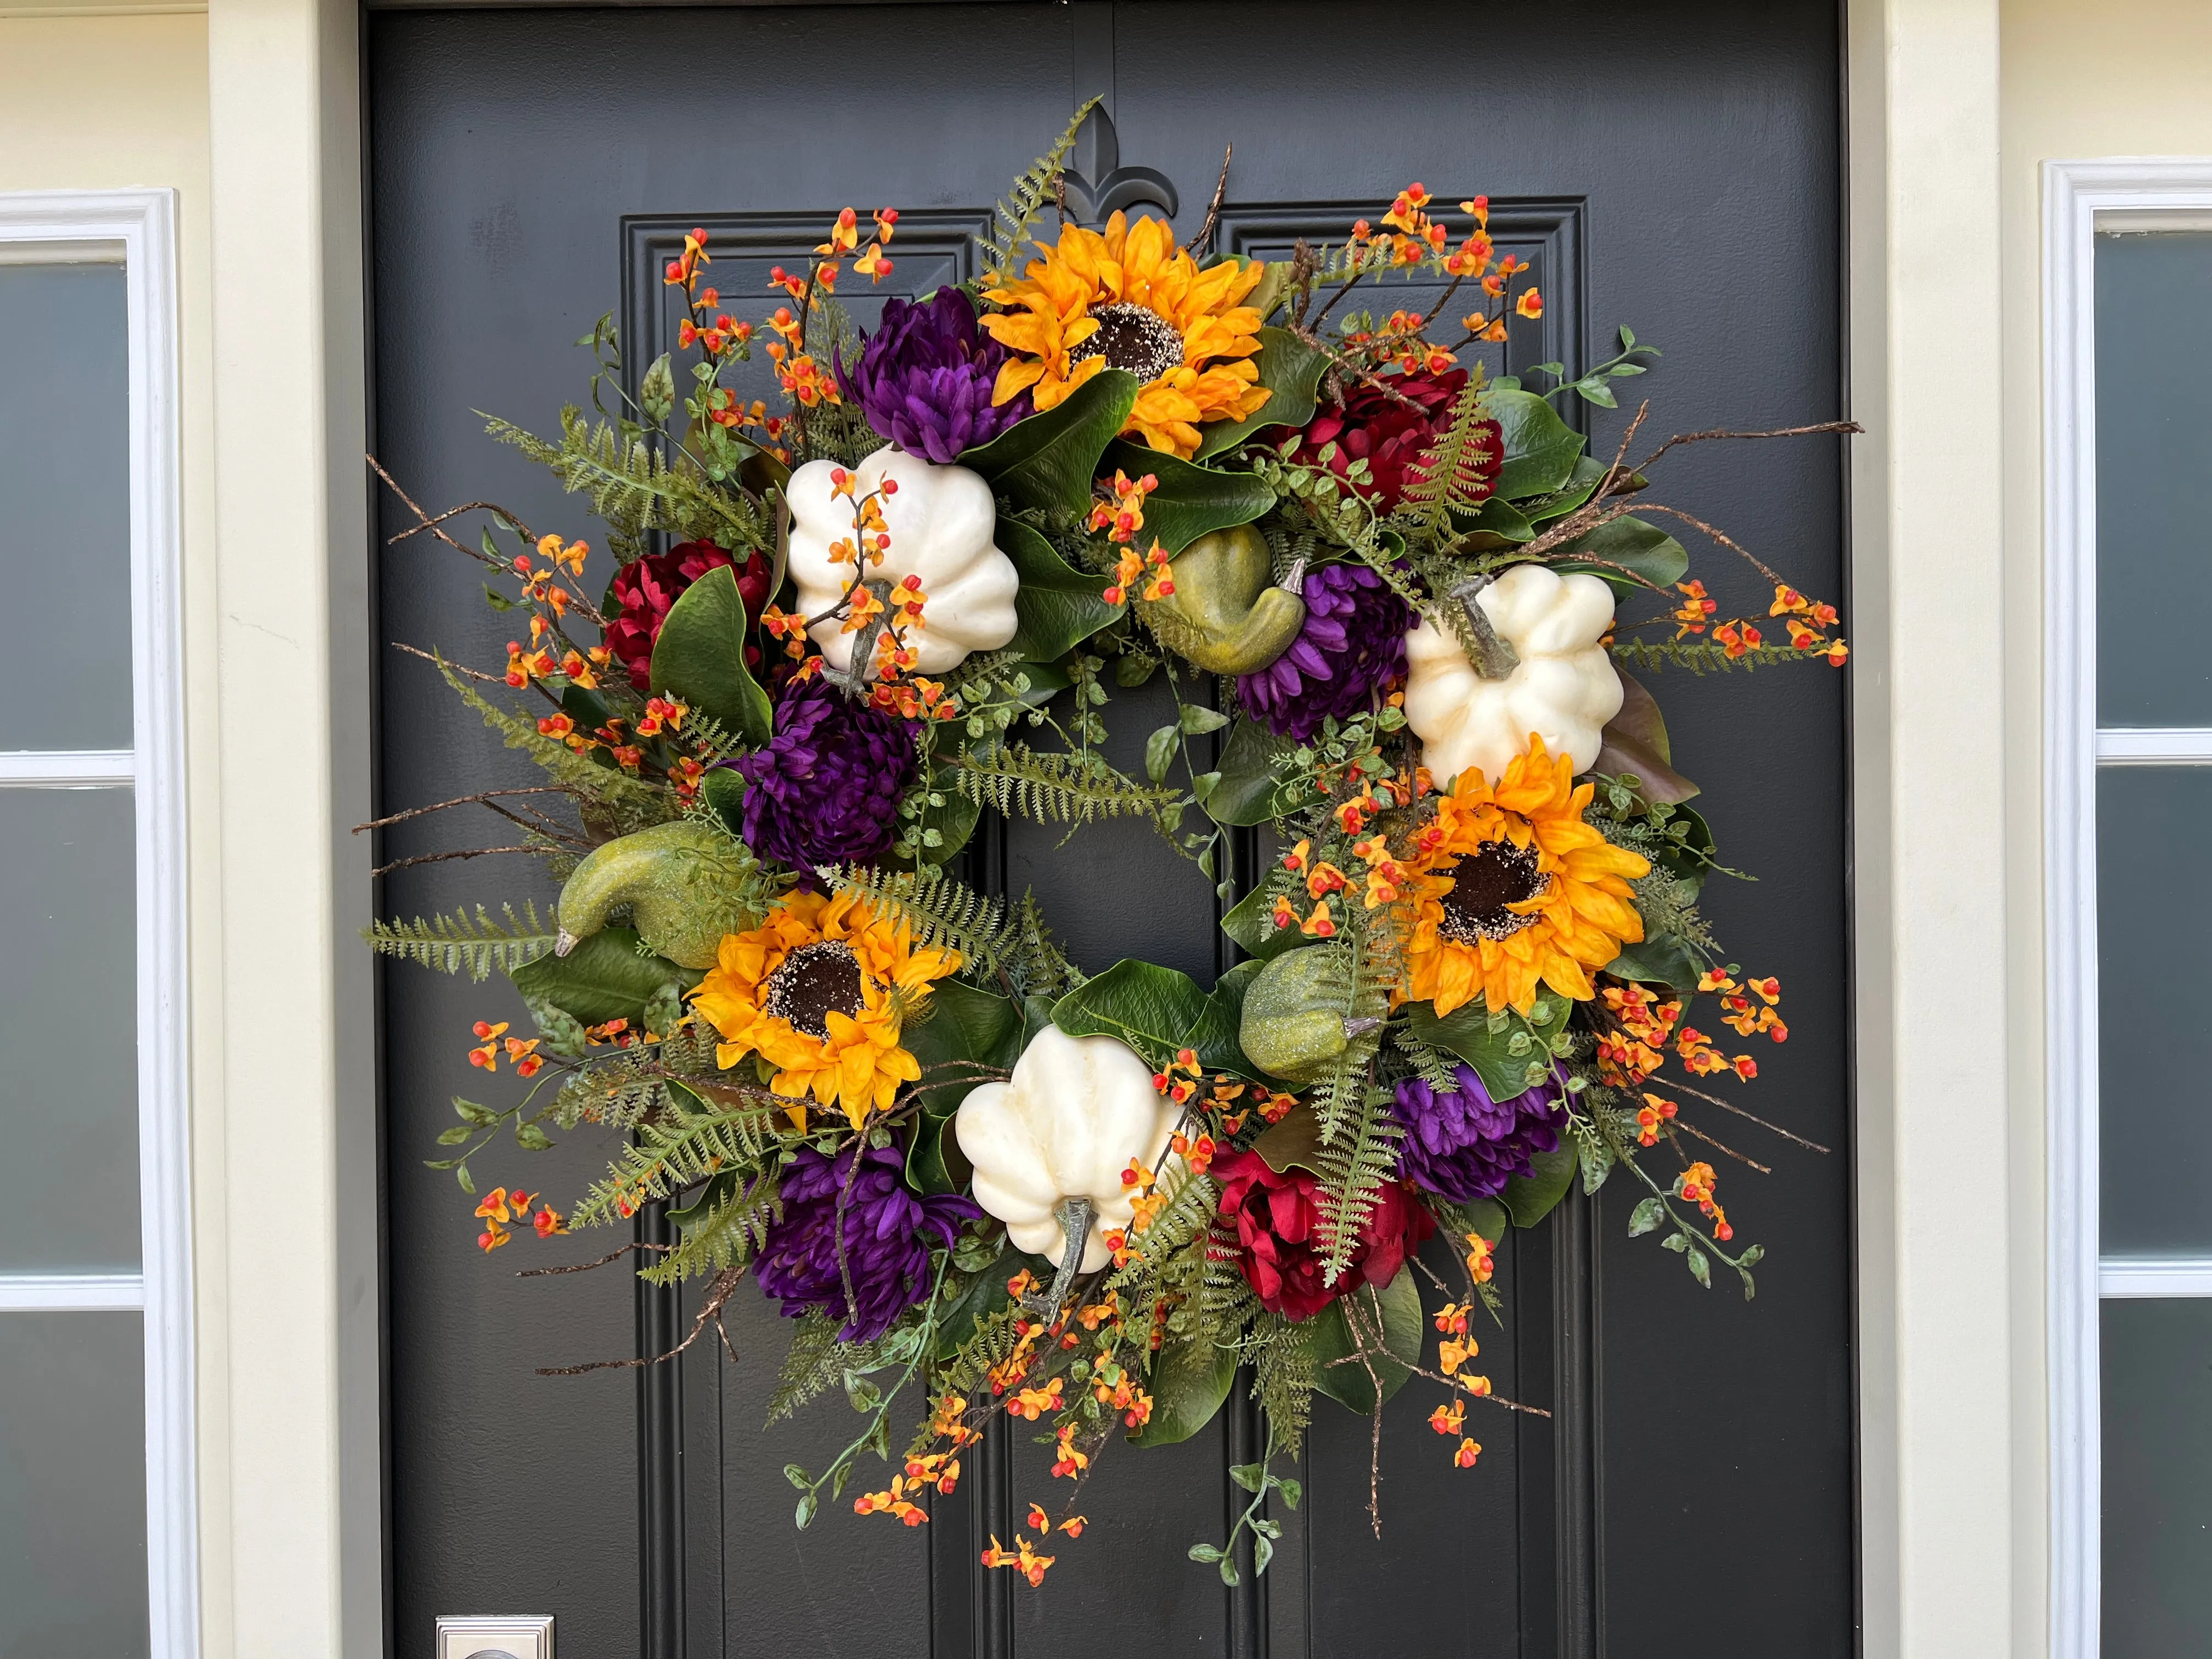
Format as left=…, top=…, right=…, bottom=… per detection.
left=436, top=1615, right=554, bottom=1659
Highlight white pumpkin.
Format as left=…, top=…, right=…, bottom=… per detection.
left=1402, top=563, right=1623, bottom=785
left=955, top=1025, right=1182, bottom=1273
left=785, top=445, right=1020, bottom=675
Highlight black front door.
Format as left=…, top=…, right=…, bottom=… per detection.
left=368, top=5, right=1853, bottom=1654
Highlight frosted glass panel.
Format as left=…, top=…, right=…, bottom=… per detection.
left=0, top=788, right=138, bottom=1271
left=0, top=263, right=132, bottom=751
left=0, top=1311, right=150, bottom=1658
left=2104, top=1299, right=2212, bottom=1656
left=2096, top=232, right=2212, bottom=727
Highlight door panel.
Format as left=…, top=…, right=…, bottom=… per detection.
left=369, top=5, right=1849, bottom=1654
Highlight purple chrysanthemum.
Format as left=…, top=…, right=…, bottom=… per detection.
left=731, top=674, right=915, bottom=881
left=1236, top=562, right=1412, bottom=741
left=1389, top=1063, right=1567, bottom=1203
left=834, top=289, right=1032, bottom=464
left=755, top=1146, right=981, bottom=1340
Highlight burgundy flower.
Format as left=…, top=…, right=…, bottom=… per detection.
left=730, top=672, right=916, bottom=881
left=1236, top=561, right=1412, bottom=741
left=1212, top=1148, right=1435, bottom=1323
left=755, top=1144, right=981, bottom=1341
left=834, top=288, right=1032, bottom=465
left=1390, top=1064, right=1567, bottom=1204
left=604, top=539, right=771, bottom=692
left=1288, top=367, right=1496, bottom=510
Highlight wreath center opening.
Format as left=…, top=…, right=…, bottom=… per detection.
left=1070, top=301, right=1185, bottom=383
left=1438, top=840, right=1551, bottom=943
left=766, top=940, right=866, bottom=1037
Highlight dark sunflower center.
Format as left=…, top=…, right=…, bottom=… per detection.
left=764, top=940, right=865, bottom=1039
left=1069, top=301, right=1184, bottom=382
left=1437, top=840, right=1551, bottom=944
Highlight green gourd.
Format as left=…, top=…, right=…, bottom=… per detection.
left=555, top=819, right=767, bottom=970
left=1139, top=524, right=1308, bottom=675
left=1238, top=943, right=1359, bottom=1085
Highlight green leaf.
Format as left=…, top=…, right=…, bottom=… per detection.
left=1515, top=454, right=1611, bottom=529
left=1628, top=1195, right=1667, bottom=1237
left=1229, top=1462, right=1267, bottom=1494
left=1432, top=1194, right=1510, bottom=1249
left=1132, top=1329, right=1242, bottom=1445
left=667, top=1167, right=737, bottom=1231
left=1310, top=1267, right=1423, bottom=1414
left=1220, top=883, right=1300, bottom=962
left=481, top=581, right=517, bottom=612
left=453, top=1098, right=500, bottom=1126
left=1251, top=1532, right=1275, bottom=1577
left=1205, top=719, right=1319, bottom=827
left=1456, top=495, right=1535, bottom=551
left=514, top=1121, right=554, bottom=1152
left=1685, top=1245, right=1712, bottom=1289
left=639, top=352, right=676, bottom=422
left=963, top=369, right=1139, bottom=515
left=902, top=1111, right=967, bottom=1197
left=1221, top=1558, right=1241, bottom=1587
left=1188, top=1543, right=1224, bottom=1564
left=648, top=565, right=772, bottom=747
left=1404, top=996, right=1571, bottom=1103
left=1491, top=387, right=1586, bottom=499
left=1550, top=514, right=1689, bottom=601
left=1276, top=1477, right=1301, bottom=1510
left=1590, top=667, right=1699, bottom=806
left=508, top=924, right=702, bottom=1027
left=1602, top=931, right=1703, bottom=992
left=896, top=784, right=982, bottom=871
left=700, top=768, right=747, bottom=838
left=931, top=1245, right=1023, bottom=1361
left=1190, top=326, right=1331, bottom=461
left=996, top=517, right=1120, bottom=662
left=1144, top=723, right=1180, bottom=783
left=436, top=1125, right=471, bottom=1145
left=795, top=1491, right=819, bottom=1529
left=1250, top=1104, right=1325, bottom=1177
left=1650, top=802, right=1718, bottom=896
left=1499, top=1142, right=1578, bottom=1228
left=1103, top=441, right=1277, bottom=556
left=783, top=1463, right=810, bottom=1491
left=1178, top=704, right=1230, bottom=736
left=901, top=978, right=1024, bottom=1117
left=1052, top=958, right=1251, bottom=1078
left=1576, top=1128, right=1615, bottom=1194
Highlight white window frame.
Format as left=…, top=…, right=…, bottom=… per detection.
left=2044, top=157, right=2212, bottom=1659
left=0, top=190, right=194, bottom=1659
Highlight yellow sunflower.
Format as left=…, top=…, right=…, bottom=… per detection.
left=689, top=889, right=961, bottom=1131
left=980, top=211, right=1272, bottom=458
left=1399, top=736, right=1650, bottom=1018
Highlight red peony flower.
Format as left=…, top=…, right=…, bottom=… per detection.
left=1211, top=1147, right=1435, bottom=1322
left=603, top=539, right=771, bottom=691
left=1287, top=366, right=1497, bottom=511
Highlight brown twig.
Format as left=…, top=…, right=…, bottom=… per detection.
left=1189, top=144, right=1233, bottom=260
left=368, top=453, right=611, bottom=633
left=385, top=498, right=534, bottom=548
left=515, top=1240, right=670, bottom=1277
left=1662, top=1078, right=1831, bottom=1155
left=535, top=1263, right=748, bottom=1374
left=1669, top=1116, right=1773, bottom=1175
left=371, top=844, right=551, bottom=878
left=392, top=640, right=500, bottom=681
left=352, top=787, right=574, bottom=834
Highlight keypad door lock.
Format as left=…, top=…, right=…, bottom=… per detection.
left=435, top=1615, right=554, bottom=1659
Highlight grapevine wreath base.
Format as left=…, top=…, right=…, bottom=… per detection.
left=370, top=106, right=1848, bottom=1584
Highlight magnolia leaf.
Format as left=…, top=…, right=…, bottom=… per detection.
left=996, top=517, right=1120, bottom=662
left=699, top=767, right=747, bottom=838
left=1491, top=387, right=1587, bottom=499
left=1516, top=454, right=1612, bottom=528
left=1205, top=719, right=1319, bottom=826
left=1499, top=1142, right=1578, bottom=1228
left=901, top=978, right=1024, bottom=1117
left=1405, top=995, right=1571, bottom=1103
left=964, top=369, right=1139, bottom=515
left=1131, top=1328, right=1242, bottom=1446
left=1602, top=931, right=1703, bottom=992
left=1457, top=495, right=1535, bottom=551
left=931, top=1244, right=1026, bottom=1361
left=1251, top=1104, right=1325, bottom=1177
left=1628, top=1195, right=1667, bottom=1237
left=1191, top=326, right=1332, bottom=461
left=1103, top=441, right=1277, bottom=556
left=1551, top=514, right=1689, bottom=600
left=1310, top=1267, right=1423, bottom=1414
left=649, top=565, right=774, bottom=748
left=509, top=925, right=700, bottom=1027
left=1051, top=958, right=1253, bottom=1078
left=902, top=1111, right=969, bottom=1197
left=1591, top=666, right=1699, bottom=805
left=1220, top=883, right=1301, bottom=962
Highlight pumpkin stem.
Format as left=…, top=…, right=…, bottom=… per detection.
left=1274, top=555, right=1310, bottom=594
left=1446, top=573, right=1521, bottom=681
left=1019, top=1195, right=1096, bottom=1322
left=820, top=578, right=895, bottom=699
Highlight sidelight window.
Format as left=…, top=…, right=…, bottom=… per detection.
left=0, top=193, right=192, bottom=1659
left=2047, top=164, right=2212, bottom=1659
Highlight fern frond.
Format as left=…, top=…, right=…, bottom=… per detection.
left=1106, top=1170, right=1220, bottom=1294
left=819, top=864, right=1015, bottom=986
left=977, top=98, right=1101, bottom=289
left=572, top=1086, right=787, bottom=1228
left=766, top=1312, right=901, bottom=1423
left=439, top=657, right=671, bottom=823
left=640, top=1166, right=781, bottom=1285
left=1251, top=1312, right=1317, bottom=1458
left=939, top=1302, right=1029, bottom=1397
left=1397, top=379, right=1506, bottom=541
left=483, top=407, right=770, bottom=549
left=1007, top=891, right=1082, bottom=1000
left=1607, top=637, right=1840, bottom=676
left=952, top=743, right=1186, bottom=837
left=364, top=901, right=556, bottom=981
left=1311, top=1079, right=1405, bottom=1288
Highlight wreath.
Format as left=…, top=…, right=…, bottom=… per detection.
left=370, top=104, right=1849, bottom=1584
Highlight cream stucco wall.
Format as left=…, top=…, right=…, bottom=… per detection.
left=0, top=12, right=232, bottom=1656
left=2000, top=5, right=2212, bottom=1652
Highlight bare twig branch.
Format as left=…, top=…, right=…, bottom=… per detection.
left=535, top=1263, right=749, bottom=1375
left=371, top=845, right=551, bottom=878
left=353, top=787, right=573, bottom=834
left=1189, top=144, right=1233, bottom=261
